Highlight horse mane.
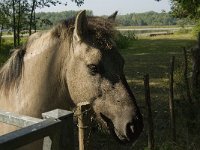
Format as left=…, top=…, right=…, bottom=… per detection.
left=0, top=15, right=115, bottom=94
left=0, top=47, right=25, bottom=93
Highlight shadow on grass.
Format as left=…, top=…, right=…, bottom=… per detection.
left=121, top=38, right=196, bottom=80
left=115, top=37, right=200, bottom=149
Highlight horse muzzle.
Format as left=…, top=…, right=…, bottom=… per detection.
left=100, top=112, right=143, bottom=144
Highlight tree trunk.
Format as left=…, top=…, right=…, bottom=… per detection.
left=29, top=0, right=36, bottom=35
left=33, top=9, right=36, bottom=33
left=0, top=24, right=3, bottom=51
left=17, top=0, right=21, bottom=46
left=12, top=0, right=17, bottom=48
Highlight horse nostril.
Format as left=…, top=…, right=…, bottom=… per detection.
left=126, top=122, right=135, bottom=139
left=129, top=124, right=134, bottom=133
left=125, top=114, right=144, bottom=142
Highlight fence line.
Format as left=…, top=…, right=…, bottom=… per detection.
left=0, top=109, right=43, bottom=128
left=0, top=109, right=74, bottom=150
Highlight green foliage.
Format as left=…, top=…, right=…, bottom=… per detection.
left=0, top=38, right=13, bottom=64
left=115, top=31, right=136, bottom=49
left=174, top=61, right=186, bottom=98
left=170, top=0, right=200, bottom=19
left=71, top=0, right=84, bottom=6
left=175, top=28, right=191, bottom=34
left=172, top=44, right=200, bottom=149
left=0, top=4, right=10, bottom=28
left=0, top=0, right=86, bottom=47
left=36, top=10, right=93, bottom=29
left=116, top=11, right=179, bottom=26
left=192, top=21, right=200, bottom=37
left=34, top=11, right=194, bottom=30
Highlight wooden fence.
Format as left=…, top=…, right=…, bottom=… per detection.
left=0, top=109, right=74, bottom=150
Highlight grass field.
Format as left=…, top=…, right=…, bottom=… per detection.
left=116, top=25, right=194, bottom=29
left=0, top=33, right=199, bottom=149
left=121, top=33, right=196, bottom=149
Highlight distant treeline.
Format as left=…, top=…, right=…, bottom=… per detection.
left=36, top=10, right=93, bottom=29
left=116, top=11, right=193, bottom=26
left=36, top=10, right=194, bottom=29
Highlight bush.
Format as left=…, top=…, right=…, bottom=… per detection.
left=192, top=21, right=200, bottom=37
left=115, top=31, right=136, bottom=49
left=175, top=28, right=191, bottom=34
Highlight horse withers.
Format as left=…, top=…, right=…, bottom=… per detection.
left=0, top=10, right=143, bottom=149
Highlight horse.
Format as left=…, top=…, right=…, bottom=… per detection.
left=0, top=10, right=143, bottom=149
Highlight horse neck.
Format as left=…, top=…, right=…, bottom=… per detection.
left=19, top=32, right=70, bottom=116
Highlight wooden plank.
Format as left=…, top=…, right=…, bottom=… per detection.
left=0, top=118, right=61, bottom=150
left=0, top=109, right=43, bottom=128
left=149, top=32, right=173, bottom=37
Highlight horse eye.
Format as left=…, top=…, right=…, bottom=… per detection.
left=87, top=64, right=98, bottom=75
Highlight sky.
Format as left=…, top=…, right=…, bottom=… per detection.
left=36, top=0, right=171, bottom=16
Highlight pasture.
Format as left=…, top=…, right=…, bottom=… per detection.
left=121, top=33, right=197, bottom=149
left=0, top=32, right=198, bottom=149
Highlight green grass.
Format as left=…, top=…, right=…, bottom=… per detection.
left=0, top=37, right=27, bottom=66
left=122, top=34, right=195, bottom=80
left=0, top=38, right=14, bottom=65
left=116, top=25, right=194, bottom=29
left=119, top=33, right=199, bottom=149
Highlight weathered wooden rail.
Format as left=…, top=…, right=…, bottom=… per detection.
left=0, top=109, right=75, bottom=150
left=149, top=32, right=173, bottom=37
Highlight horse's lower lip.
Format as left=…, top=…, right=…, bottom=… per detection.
left=100, top=113, right=132, bottom=144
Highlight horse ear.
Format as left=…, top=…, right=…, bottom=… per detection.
left=108, top=11, right=118, bottom=21
left=74, top=10, right=88, bottom=41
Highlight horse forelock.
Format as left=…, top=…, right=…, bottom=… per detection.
left=52, top=16, right=116, bottom=50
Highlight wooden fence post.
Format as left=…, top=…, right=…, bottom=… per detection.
left=144, top=74, right=154, bottom=150
left=169, top=56, right=176, bottom=142
left=42, top=109, right=75, bottom=150
left=76, top=102, right=92, bottom=150
left=77, top=102, right=92, bottom=150
left=183, top=47, right=192, bottom=103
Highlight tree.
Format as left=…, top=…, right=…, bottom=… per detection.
left=0, top=1, right=11, bottom=50
left=156, top=0, right=200, bottom=19
left=171, top=0, right=200, bottom=19
left=28, top=0, right=84, bottom=35
left=28, top=0, right=62, bottom=35
left=0, top=0, right=29, bottom=47
left=16, top=0, right=29, bottom=45
left=0, top=0, right=85, bottom=48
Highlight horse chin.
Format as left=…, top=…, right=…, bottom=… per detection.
left=100, top=113, right=133, bottom=144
